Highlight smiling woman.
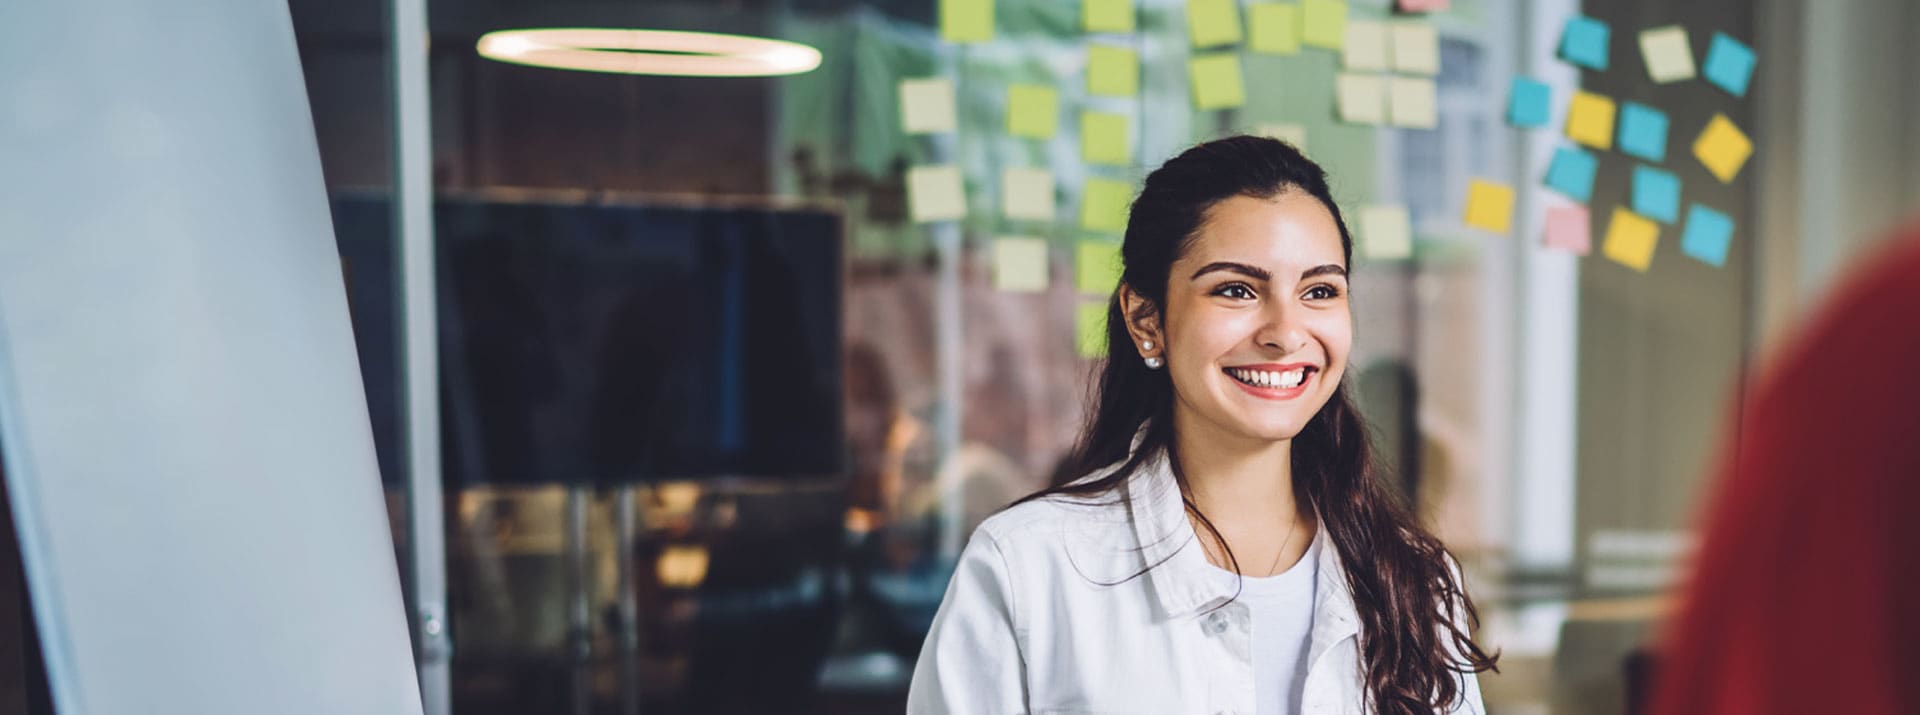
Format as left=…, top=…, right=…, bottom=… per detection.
left=907, top=136, right=1499, bottom=715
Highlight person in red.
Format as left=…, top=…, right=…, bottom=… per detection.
left=1649, top=228, right=1920, bottom=715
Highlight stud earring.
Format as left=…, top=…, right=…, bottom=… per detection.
left=1144, top=356, right=1164, bottom=369
left=1141, top=340, right=1154, bottom=351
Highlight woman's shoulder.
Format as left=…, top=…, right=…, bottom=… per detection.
left=969, top=483, right=1132, bottom=552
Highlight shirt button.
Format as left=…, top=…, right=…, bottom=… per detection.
left=1204, top=612, right=1229, bottom=634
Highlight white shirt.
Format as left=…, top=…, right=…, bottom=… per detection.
left=1216, top=522, right=1322, bottom=715
left=905, top=444, right=1485, bottom=715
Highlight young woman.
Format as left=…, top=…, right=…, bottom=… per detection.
left=906, top=136, right=1498, bottom=714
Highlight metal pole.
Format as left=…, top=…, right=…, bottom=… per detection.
left=565, top=486, right=593, bottom=715
left=614, top=484, right=641, bottom=715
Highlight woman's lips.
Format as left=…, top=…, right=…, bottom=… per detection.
left=1223, top=366, right=1315, bottom=400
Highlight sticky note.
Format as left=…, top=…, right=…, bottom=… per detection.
left=1188, top=0, right=1243, bottom=48
left=941, top=0, right=994, bottom=43
left=1343, top=20, right=1390, bottom=71
left=1397, top=0, right=1448, bottom=10
left=1631, top=165, right=1682, bottom=224
left=1601, top=207, right=1659, bottom=272
left=1076, top=301, right=1109, bottom=358
left=1559, top=15, right=1610, bottom=71
left=1189, top=53, right=1246, bottom=110
left=899, top=78, right=957, bottom=134
left=1077, top=240, right=1124, bottom=294
left=1002, top=167, right=1056, bottom=221
left=1693, top=113, right=1752, bottom=183
left=1543, top=204, right=1591, bottom=255
left=993, top=237, right=1050, bottom=292
left=1543, top=146, right=1598, bottom=203
left=1639, top=26, right=1696, bottom=83
left=1565, top=90, right=1616, bottom=150
left=1255, top=123, right=1308, bottom=153
left=1507, top=76, right=1551, bottom=128
left=1388, top=76, right=1437, bottom=129
left=1087, top=44, right=1140, bottom=97
left=1359, top=204, right=1413, bottom=259
left=1082, top=111, right=1133, bottom=166
left=907, top=165, right=966, bottom=223
left=1391, top=23, right=1440, bottom=75
left=1617, top=102, right=1669, bottom=162
left=1680, top=203, right=1735, bottom=267
left=1336, top=73, right=1387, bottom=125
left=1084, top=0, right=1136, bottom=33
left=1082, top=178, right=1133, bottom=232
left=1463, top=179, right=1515, bottom=233
left=1007, top=84, right=1059, bottom=139
left=1249, top=3, right=1301, bottom=55
left=1703, top=32, right=1756, bottom=97
left=1302, top=0, right=1347, bottom=50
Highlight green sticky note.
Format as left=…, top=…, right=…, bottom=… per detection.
left=1081, top=178, right=1133, bottom=233
left=993, top=236, right=1050, bottom=292
left=1077, top=240, right=1123, bottom=294
left=941, top=0, right=994, bottom=43
left=1076, top=301, right=1109, bottom=358
left=1249, top=4, right=1302, bottom=55
left=1082, top=111, right=1132, bottom=166
left=1189, top=53, right=1246, bottom=110
left=1188, top=0, right=1244, bottom=48
left=1084, top=0, right=1136, bottom=33
left=1007, top=84, right=1059, bottom=139
left=1087, top=44, right=1140, bottom=97
left=1302, top=0, right=1346, bottom=50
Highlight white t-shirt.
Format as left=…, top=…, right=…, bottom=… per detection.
left=1208, top=523, right=1323, bottom=715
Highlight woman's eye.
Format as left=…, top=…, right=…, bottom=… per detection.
left=1213, top=283, right=1256, bottom=300
left=1305, top=284, right=1343, bottom=301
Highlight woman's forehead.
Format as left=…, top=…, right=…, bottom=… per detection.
left=1181, top=193, right=1345, bottom=272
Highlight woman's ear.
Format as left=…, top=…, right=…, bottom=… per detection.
left=1118, top=283, right=1164, bottom=360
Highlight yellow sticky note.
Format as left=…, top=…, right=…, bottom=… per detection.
left=1343, top=20, right=1389, bottom=71
left=1693, top=113, right=1752, bottom=184
left=1077, top=240, right=1124, bottom=294
left=1388, top=76, right=1437, bottom=129
left=1187, top=0, right=1244, bottom=48
left=1189, top=53, right=1246, bottom=110
left=1302, top=0, right=1347, bottom=50
left=1249, top=4, right=1301, bottom=55
left=1391, top=23, right=1440, bottom=75
left=1076, top=301, right=1109, bottom=358
left=1087, top=44, right=1140, bottom=97
left=1007, top=84, right=1059, bottom=139
left=1084, top=0, right=1136, bottom=33
left=1002, top=167, right=1056, bottom=221
left=941, top=0, right=994, bottom=43
left=907, top=165, right=967, bottom=223
left=1566, top=90, right=1617, bottom=150
left=1463, top=179, right=1515, bottom=233
left=1601, top=207, right=1660, bottom=272
left=993, top=236, right=1050, bottom=292
left=899, top=78, right=957, bottom=134
left=1082, top=111, right=1133, bottom=166
left=1336, top=73, right=1386, bottom=125
left=1082, top=178, right=1133, bottom=233
left=1359, top=204, right=1413, bottom=259
left=1255, top=123, right=1308, bottom=153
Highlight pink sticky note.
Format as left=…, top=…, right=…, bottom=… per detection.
left=1543, top=204, right=1591, bottom=255
left=1397, top=0, right=1449, bottom=11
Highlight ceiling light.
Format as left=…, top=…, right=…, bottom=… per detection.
left=476, top=28, right=822, bottom=77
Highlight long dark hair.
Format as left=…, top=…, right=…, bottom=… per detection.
left=1011, top=135, right=1499, bottom=713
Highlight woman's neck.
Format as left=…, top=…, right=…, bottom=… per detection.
left=1170, top=412, right=1302, bottom=534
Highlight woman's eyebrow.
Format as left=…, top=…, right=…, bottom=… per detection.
left=1301, top=264, right=1347, bottom=280
left=1189, top=261, right=1271, bottom=281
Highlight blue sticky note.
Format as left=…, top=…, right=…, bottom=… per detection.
left=1703, top=32, right=1756, bottom=97
left=1617, top=102, right=1669, bottom=162
left=1631, top=165, right=1682, bottom=224
left=1681, top=204, right=1735, bottom=267
left=1544, top=146, right=1598, bottom=203
left=1559, top=16, right=1610, bottom=71
left=1508, top=76, right=1551, bottom=128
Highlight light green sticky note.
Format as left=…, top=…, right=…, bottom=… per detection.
left=1342, top=19, right=1389, bottom=71
left=1081, top=178, right=1133, bottom=233
left=1007, top=84, right=1059, bottom=139
left=1084, top=0, right=1136, bottom=33
left=1189, top=53, right=1246, bottom=110
left=1388, top=76, right=1437, bottom=128
left=993, top=236, right=1050, bottom=292
left=1391, top=23, right=1440, bottom=75
left=1077, top=240, right=1123, bottom=294
left=1002, top=167, right=1056, bottom=221
left=941, top=0, right=994, bottom=43
left=907, top=165, right=967, bottom=223
left=1082, top=111, right=1133, bottom=166
left=1087, top=44, right=1140, bottom=97
left=1249, top=3, right=1302, bottom=55
left=899, top=78, right=957, bottom=134
left=1302, top=0, right=1347, bottom=50
left=1076, top=301, right=1109, bottom=358
left=1359, top=204, right=1412, bottom=259
left=1187, top=0, right=1244, bottom=48
left=1336, top=72, right=1386, bottom=124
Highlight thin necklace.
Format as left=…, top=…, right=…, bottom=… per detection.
left=1258, top=510, right=1302, bottom=578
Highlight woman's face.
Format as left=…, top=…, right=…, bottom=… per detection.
left=1127, top=191, right=1352, bottom=444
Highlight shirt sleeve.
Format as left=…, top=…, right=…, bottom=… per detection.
left=905, top=525, right=1029, bottom=714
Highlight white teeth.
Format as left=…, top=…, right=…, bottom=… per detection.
left=1226, top=367, right=1309, bottom=389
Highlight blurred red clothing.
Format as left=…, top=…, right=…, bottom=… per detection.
left=1649, top=229, right=1920, bottom=715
